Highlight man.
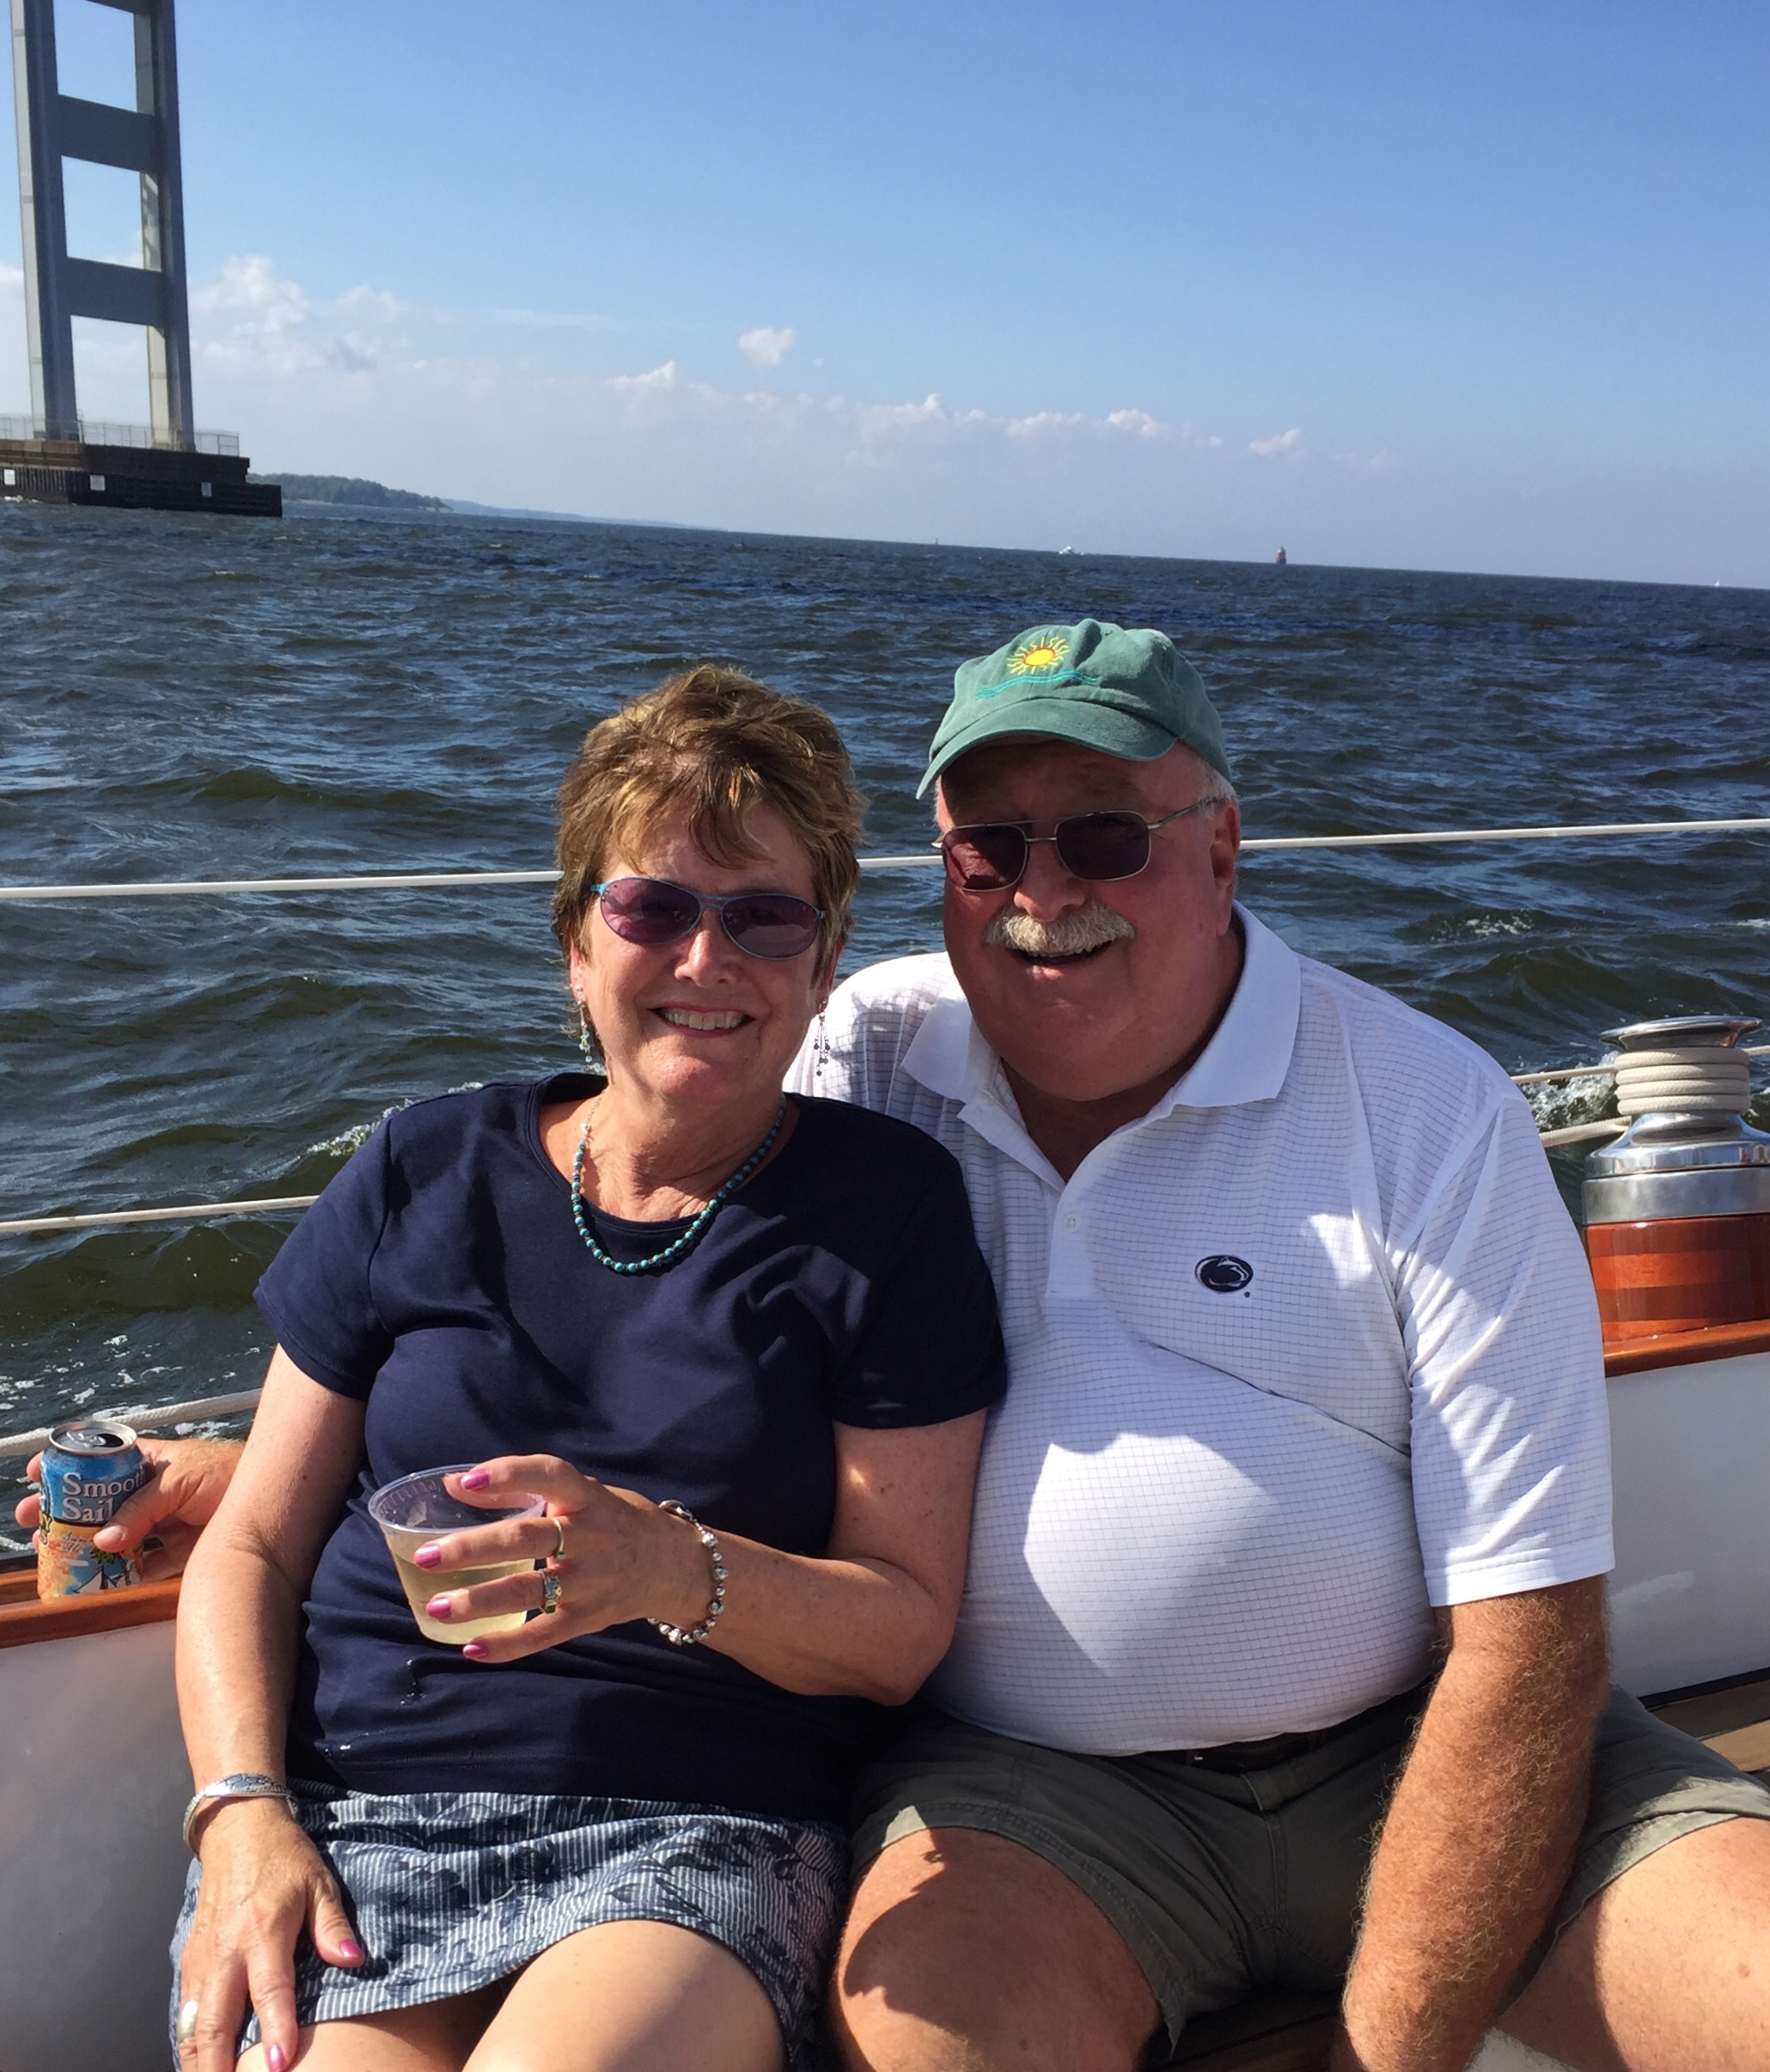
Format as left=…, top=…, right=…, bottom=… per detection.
left=784, top=620, right=1770, bottom=2072
left=30, top=620, right=1770, bottom=2070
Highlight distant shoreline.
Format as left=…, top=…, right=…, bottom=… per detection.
left=251, top=472, right=693, bottom=530
left=240, top=473, right=1762, bottom=593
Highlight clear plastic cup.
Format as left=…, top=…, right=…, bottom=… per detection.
left=367, top=1466, right=546, bottom=1646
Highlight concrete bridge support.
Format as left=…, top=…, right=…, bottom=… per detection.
left=9, top=0, right=194, bottom=448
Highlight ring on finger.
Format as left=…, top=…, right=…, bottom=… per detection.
left=547, top=1514, right=566, bottom=1559
left=539, top=1569, right=563, bottom=1616
left=176, top=1999, right=200, bottom=2045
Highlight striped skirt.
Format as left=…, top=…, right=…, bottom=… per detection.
left=170, top=1782, right=847, bottom=2067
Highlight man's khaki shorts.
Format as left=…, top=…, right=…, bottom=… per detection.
left=851, top=1686, right=1770, bottom=2057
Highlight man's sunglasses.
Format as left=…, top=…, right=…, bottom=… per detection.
left=592, top=876, right=825, bottom=960
left=935, top=799, right=1220, bottom=893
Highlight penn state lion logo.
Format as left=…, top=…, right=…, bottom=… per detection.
left=1195, top=1254, right=1253, bottom=1294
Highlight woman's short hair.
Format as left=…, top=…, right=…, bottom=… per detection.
left=554, top=665, right=864, bottom=981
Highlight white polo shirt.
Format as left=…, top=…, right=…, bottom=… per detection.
left=787, top=908, right=1612, bottom=1754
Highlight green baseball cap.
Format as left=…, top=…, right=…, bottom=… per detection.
left=918, top=619, right=1231, bottom=798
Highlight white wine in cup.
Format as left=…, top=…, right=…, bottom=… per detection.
left=368, top=1466, right=546, bottom=1645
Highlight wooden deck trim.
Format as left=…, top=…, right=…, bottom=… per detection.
left=1649, top=1673, right=1770, bottom=1774
left=0, top=1569, right=180, bottom=1645
left=1604, top=1317, right=1770, bottom=1376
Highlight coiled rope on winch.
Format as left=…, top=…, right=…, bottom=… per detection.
left=1612, top=1046, right=1755, bottom=1121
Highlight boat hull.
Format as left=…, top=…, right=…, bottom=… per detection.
left=1608, top=1349, right=1770, bottom=1691
left=0, top=1617, right=187, bottom=2071
left=1, top=1339, right=1765, bottom=2071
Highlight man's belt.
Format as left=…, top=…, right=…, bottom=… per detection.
left=1175, top=1681, right=1431, bottom=1775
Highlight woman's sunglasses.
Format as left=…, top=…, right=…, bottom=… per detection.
left=935, top=799, right=1218, bottom=893
left=592, top=876, right=825, bottom=960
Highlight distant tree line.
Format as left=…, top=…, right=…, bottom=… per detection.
left=247, top=472, right=451, bottom=511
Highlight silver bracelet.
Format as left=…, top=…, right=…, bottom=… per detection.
left=649, top=1500, right=727, bottom=1646
left=181, top=1772, right=296, bottom=1852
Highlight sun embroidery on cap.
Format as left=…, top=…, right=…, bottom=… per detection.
left=1007, top=631, right=1069, bottom=677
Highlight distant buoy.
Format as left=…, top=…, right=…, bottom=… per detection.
left=1275, top=547, right=1287, bottom=565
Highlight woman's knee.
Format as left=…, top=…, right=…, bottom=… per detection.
left=833, top=1827, right=1157, bottom=2072
left=471, top=1919, right=785, bottom=2072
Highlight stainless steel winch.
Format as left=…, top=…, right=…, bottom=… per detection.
left=1583, top=1015, right=1770, bottom=1345
left=1583, top=1015, right=1770, bottom=1225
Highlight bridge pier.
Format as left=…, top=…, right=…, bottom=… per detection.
left=4, top=0, right=278, bottom=515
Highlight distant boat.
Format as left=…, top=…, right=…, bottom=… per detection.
left=1058, top=545, right=1078, bottom=556
left=1275, top=547, right=1288, bottom=565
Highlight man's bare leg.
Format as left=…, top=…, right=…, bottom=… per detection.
left=1500, top=1814, right=1770, bottom=2071
left=832, top=1828, right=1159, bottom=2072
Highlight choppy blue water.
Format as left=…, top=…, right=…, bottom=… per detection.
left=3, top=503, right=1767, bottom=1529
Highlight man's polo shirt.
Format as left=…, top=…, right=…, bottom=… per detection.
left=787, top=908, right=1612, bottom=1754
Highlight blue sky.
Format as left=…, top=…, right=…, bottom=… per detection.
left=4, top=0, right=1767, bottom=582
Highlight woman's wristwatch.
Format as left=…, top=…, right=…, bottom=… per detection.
left=181, top=1773, right=297, bottom=1852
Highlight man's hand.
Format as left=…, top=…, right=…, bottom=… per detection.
left=14, top=1435, right=245, bottom=1580
left=1333, top=1577, right=1609, bottom=2072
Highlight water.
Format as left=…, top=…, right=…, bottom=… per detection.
left=3, top=503, right=1767, bottom=1533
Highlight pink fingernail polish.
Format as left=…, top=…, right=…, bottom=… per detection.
left=463, top=1640, right=488, bottom=1660
left=461, top=1468, right=491, bottom=1490
left=425, top=1595, right=452, bottom=1619
left=339, top=1939, right=363, bottom=1963
left=412, top=1543, right=442, bottom=1569
left=267, top=2046, right=286, bottom=2072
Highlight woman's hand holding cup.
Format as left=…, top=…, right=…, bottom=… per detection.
left=410, top=1454, right=715, bottom=1661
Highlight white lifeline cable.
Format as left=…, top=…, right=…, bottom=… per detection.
left=3, top=814, right=1770, bottom=901
left=0, top=1388, right=264, bottom=1461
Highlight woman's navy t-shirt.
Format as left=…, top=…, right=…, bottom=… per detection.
left=255, top=1077, right=1006, bottom=1822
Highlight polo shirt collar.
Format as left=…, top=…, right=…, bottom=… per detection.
left=900, top=904, right=1302, bottom=1123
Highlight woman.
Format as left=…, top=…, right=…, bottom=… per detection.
left=173, top=667, right=1006, bottom=2072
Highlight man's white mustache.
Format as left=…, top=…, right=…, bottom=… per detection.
left=982, top=903, right=1137, bottom=957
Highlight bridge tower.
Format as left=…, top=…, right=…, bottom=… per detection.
left=3, top=0, right=278, bottom=514
left=12, top=0, right=193, bottom=444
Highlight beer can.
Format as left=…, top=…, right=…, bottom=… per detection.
left=36, top=1419, right=147, bottom=1599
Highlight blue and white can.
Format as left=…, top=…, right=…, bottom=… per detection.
left=36, top=1419, right=147, bottom=1598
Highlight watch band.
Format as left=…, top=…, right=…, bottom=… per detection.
left=181, top=1773, right=296, bottom=1852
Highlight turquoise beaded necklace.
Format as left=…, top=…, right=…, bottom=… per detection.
left=570, top=1099, right=786, bottom=1276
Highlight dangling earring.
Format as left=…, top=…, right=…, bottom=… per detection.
left=814, top=1005, right=831, bottom=1080
left=576, top=999, right=599, bottom=1070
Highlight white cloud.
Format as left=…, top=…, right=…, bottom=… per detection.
left=587, top=357, right=1216, bottom=479
left=593, top=370, right=1212, bottom=477
left=738, top=326, right=796, bottom=369
left=189, top=255, right=410, bottom=381
left=1250, top=426, right=1303, bottom=458
left=337, top=283, right=406, bottom=324
left=160, top=254, right=1352, bottom=551
left=193, top=253, right=310, bottom=336
left=1335, top=446, right=1402, bottom=474
left=609, top=359, right=681, bottom=397
left=1007, top=410, right=1088, bottom=438
left=0, top=263, right=23, bottom=292
left=1106, top=407, right=1175, bottom=440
